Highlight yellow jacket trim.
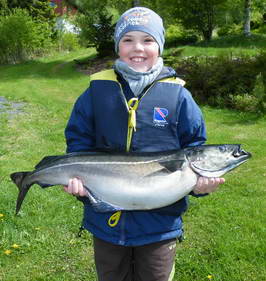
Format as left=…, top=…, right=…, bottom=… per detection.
left=159, top=77, right=186, bottom=86
left=90, top=69, right=118, bottom=82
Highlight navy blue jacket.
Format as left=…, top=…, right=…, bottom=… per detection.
left=65, top=67, right=207, bottom=246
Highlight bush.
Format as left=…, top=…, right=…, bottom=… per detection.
left=165, top=24, right=198, bottom=48
left=57, top=32, right=81, bottom=52
left=230, top=94, right=259, bottom=113
left=254, top=24, right=266, bottom=35
left=76, top=10, right=115, bottom=58
left=0, top=8, right=53, bottom=64
left=173, top=54, right=266, bottom=112
left=252, top=72, right=266, bottom=114
left=217, top=24, right=242, bottom=37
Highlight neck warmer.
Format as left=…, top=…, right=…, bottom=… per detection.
left=114, top=57, right=164, bottom=96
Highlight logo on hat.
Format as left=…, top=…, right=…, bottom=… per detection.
left=153, top=107, right=168, bottom=126
left=116, top=10, right=151, bottom=39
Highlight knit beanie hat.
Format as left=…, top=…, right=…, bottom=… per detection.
left=114, top=7, right=165, bottom=55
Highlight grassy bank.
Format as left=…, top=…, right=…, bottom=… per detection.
left=0, top=48, right=265, bottom=281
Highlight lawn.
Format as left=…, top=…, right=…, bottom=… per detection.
left=0, top=45, right=265, bottom=281
left=165, top=34, right=266, bottom=57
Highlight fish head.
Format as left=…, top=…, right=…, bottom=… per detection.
left=184, top=144, right=251, bottom=177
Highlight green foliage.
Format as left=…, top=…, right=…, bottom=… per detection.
left=3, top=0, right=56, bottom=24
left=217, top=24, right=242, bottom=37
left=230, top=72, right=266, bottom=114
left=57, top=32, right=81, bottom=52
left=254, top=24, right=266, bottom=35
left=157, top=0, right=228, bottom=41
left=28, top=0, right=56, bottom=24
left=75, top=1, right=115, bottom=58
left=230, top=93, right=259, bottom=113
left=252, top=72, right=266, bottom=114
left=0, top=8, right=53, bottom=64
left=171, top=54, right=266, bottom=113
left=165, top=24, right=198, bottom=48
left=0, top=0, right=7, bottom=10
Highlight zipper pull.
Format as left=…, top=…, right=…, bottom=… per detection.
left=128, top=98, right=139, bottom=131
left=127, top=98, right=139, bottom=151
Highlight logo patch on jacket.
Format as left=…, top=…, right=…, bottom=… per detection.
left=153, top=107, right=168, bottom=127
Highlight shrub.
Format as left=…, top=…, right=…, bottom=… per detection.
left=230, top=94, right=259, bottom=113
left=57, top=32, right=81, bottom=52
left=217, top=24, right=242, bottom=37
left=76, top=10, right=115, bottom=58
left=163, top=48, right=185, bottom=67
left=0, top=8, right=53, bottom=64
left=253, top=24, right=266, bottom=35
left=165, top=24, right=198, bottom=48
left=252, top=72, right=266, bottom=114
left=173, top=54, right=264, bottom=112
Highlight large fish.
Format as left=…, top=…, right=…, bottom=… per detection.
left=10, top=144, right=251, bottom=214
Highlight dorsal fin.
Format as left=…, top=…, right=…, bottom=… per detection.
left=35, top=156, right=61, bottom=169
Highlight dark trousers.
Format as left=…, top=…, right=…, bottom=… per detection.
left=93, top=236, right=177, bottom=281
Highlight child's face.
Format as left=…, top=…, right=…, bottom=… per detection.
left=118, top=31, right=159, bottom=72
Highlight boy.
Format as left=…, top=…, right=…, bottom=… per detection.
left=64, top=7, right=224, bottom=281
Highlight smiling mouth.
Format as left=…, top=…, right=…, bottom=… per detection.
left=131, top=57, right=146, bottom=62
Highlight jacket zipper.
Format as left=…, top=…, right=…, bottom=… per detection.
left=115, top=82, right=156, bottom=245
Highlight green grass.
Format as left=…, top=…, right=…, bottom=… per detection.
left=0, top=47, right=266, bottom=281
left=164, top=34, right=266, bottom=57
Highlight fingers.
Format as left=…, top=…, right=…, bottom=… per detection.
left=194, top=177, right=225, bottom=194
left=63, top=178, right=87, bottom=197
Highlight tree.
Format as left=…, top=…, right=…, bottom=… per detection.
left=0, top=0, right=7, bottom=10
left=3, top=0, right=56, bottom=24
left=73, top=0, right=116, bottom=57
left=243, top=0, right=251, bottom=36
left=157, top=0, right=228, bottom=40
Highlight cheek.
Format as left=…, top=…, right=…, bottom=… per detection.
left=147, top=45, right=159, bottom=58
left=118, top=51, right=128, bottom=62
left=118, top=46, right=128, bottom=59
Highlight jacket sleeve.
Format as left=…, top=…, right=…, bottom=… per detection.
left=65, top=88, right=96, bottom=204
left=65, top=88, right=96, bottom=153
left=177, top=87, right=207, bottom=148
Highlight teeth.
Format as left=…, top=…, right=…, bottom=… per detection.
left=131, top=57, right=145, bottom=62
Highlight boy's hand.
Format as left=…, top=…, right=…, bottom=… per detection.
left=63, top=178, right=88, bottom=197
left=193, top=177, right=225, bottom=194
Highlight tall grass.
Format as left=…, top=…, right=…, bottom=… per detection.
left=0, top=48, right=265, bottom=281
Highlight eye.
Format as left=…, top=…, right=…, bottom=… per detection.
left=122, top=38, right=132, bottom=42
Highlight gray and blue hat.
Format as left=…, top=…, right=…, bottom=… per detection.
left=114, top=7, right=165, bottom=55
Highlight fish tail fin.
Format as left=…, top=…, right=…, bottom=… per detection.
left=10, top=172, right=31, bottom=215
left=10, top=172, right=29, bottom=191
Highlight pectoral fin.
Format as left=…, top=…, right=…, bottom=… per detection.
left=85, top=189, right=123, bottom=213
left=159, top=160, right=185, bottom=172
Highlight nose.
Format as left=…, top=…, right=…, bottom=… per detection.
left=134, top=42, right=144, bottom=51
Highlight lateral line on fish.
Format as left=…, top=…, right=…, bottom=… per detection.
left=35, top=160, right=161, bottom=170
